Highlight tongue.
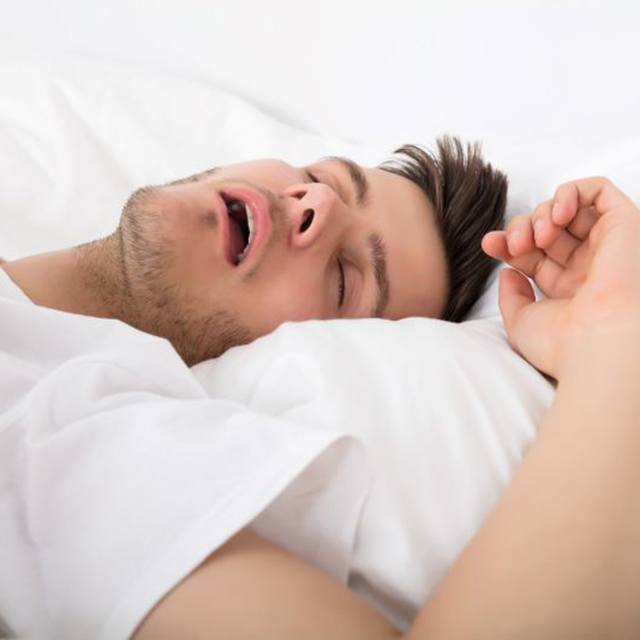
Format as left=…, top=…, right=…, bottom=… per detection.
left=228, top=218, right=246, bottom=259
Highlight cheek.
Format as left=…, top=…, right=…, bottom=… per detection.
left=235, top=273, right=327, bottom=336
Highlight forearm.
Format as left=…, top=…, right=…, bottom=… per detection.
left=408, top=325, right=640, bottom=639
left=132, top=529, right=402, bottom=640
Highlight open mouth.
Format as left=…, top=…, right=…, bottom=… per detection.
left=220, top=193, right=255, bottom=265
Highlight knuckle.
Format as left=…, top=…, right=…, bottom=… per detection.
left=534, top=198, right=553, bottom=216
left=582, top=175, right=614, bottom=190
left=507, top=214, right=529, bottom=231
left=554, top=182, right=575, bottom=197
left=509, top=213, right=529, bottom=226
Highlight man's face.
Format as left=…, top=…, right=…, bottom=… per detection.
left=117, top=156, right=449, bottom=364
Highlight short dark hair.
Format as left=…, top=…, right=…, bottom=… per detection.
left=379, top=135, right=507, bottom=322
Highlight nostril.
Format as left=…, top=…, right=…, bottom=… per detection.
left=299, top=209, right=314, bottom=233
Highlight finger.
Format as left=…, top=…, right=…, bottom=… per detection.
left=481, top=230, right=510, bottom=261
left=505, top=214, right=535, bottom=256
left=532, top=201, right=595, bottom=267
left=498, top=268, right=535, bottom=343
left=566, top=205, right=598, bottom=240
left=534, top=200, right=599, bottom=245
left=528, top=254, right=567, bottom=297
left=550, top=181, right=579, bottom=227
left=531, top=199, right=565, bottom=250
left=485, top=204, right=597, bottom=260
left=483, top=229, right=577, bottom=298
left=551, top=176, right=634, bottom=226
left=503, top=249, right=567, bottom=299
left=482, top=230, right=558, bottom=294
left=538, top=227, right=582, bottom=267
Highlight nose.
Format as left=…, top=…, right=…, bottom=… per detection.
left=281, top=182, right=343, bottom=251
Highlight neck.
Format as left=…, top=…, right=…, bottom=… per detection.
left=1, top=234, right=129, bottom=320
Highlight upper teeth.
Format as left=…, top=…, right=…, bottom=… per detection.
left=236, top=202, right=255, bottom=264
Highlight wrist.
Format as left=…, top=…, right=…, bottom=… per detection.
left=556, top=317, right=640, bottom=383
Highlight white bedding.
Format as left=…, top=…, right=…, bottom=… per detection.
left=2, top=2, right=640, bottom=634
left=193, top=315, right=554, bottom=628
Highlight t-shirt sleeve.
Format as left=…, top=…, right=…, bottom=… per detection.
left=17, top=358, right=371, bottom=640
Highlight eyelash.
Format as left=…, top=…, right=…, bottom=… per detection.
left=306, top=169, right=346, bottom=308
left=337, top=259, right=346, bottom=307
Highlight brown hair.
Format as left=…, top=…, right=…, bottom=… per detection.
left=379, top=135, right=507, bottom=322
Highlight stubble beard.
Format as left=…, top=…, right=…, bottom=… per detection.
left=87, top=185, right=253, bottom=366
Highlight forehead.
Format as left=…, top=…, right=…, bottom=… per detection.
left=363, top=165, right=448, bottom=319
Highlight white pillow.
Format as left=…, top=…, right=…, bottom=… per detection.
left=192, top=315, right=555, bottom=628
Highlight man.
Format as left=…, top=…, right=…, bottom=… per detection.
left=2, top=136, right=506, bottom=365
left=0, top=135, right=506, bottom=638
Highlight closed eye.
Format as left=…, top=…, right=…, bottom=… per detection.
left=337, top=258, right=346, bottom=307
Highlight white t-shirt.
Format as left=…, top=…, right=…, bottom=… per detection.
left=0, top=268, right=370, bottom=639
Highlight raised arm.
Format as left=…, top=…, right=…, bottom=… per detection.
left=134, top=177, right=640, bottom=639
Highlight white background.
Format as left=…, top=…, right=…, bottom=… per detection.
left=1, top=0, right=638, bottom=146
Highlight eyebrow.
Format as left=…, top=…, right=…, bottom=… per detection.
left=368, top=232, right=390, bottom=318
left=318, top=155, right=370, bottom=208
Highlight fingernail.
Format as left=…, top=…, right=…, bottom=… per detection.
left=551, top=202, right=560, bottom=220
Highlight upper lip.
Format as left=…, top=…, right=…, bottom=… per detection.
left=213, top=185, right=273, bottom=269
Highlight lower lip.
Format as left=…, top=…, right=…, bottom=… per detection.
left=217, top=186, right=272, bottom=268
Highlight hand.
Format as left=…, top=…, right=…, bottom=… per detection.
left=482, top=176, right=640, bottom=380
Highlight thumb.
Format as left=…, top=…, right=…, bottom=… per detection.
left=498, top=268, right=535, bottom=341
